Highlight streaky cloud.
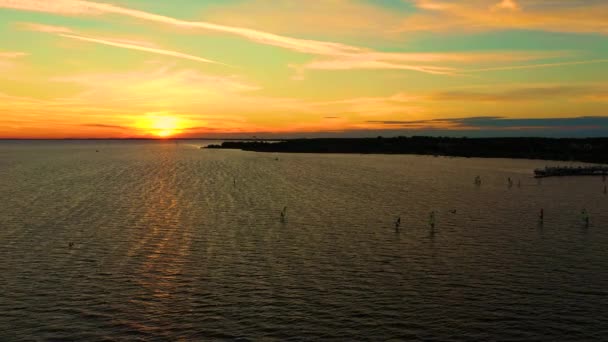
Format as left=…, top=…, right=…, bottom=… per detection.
left=0, top=51, right=27, bottom=70
left=17, top=22, right=73, bottom=33
left=367, top=116, right=608, bottom=130
left=301, top=59, right=457, bottom=75
left=20, top=22, right=223, bottom=65
left=431, top=85, right=597, bottom=102
left=0, top=0, right=570, bottom=74
left=81, top=123, right=129, bottom=129
left=403, top=0, right=608, bottom=35
left=0, top=0, right=100, bottom=14
left=468, top=59, right=608, bottom=72
left=492, top=0, right=520, bottom=11
left=59, top=33, right=224, bottom=65
left=0, top=0, right=361, bottom=55
left=0, top=51, right=28, bottom=58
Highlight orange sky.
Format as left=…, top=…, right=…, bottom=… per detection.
left=1, top=0, right=608, bottom=138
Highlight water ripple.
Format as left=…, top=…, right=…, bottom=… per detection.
left=0, top=141, right=607, bottom=341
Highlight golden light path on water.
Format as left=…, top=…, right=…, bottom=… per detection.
left=0, top=140, right=607, bottom=340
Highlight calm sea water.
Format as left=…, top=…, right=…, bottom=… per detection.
left=1, top=140, right=607, bottom=341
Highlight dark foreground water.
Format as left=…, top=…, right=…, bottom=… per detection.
left=1, top=140, right=607, bottom=341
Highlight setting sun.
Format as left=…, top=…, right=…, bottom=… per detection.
left=3, top=1, right=608, bottom=340
left=135, top=115, right=185, bottom=138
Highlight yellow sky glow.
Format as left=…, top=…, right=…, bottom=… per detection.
left=134, top=115, right=187, bottom=138
left=0, top=0, right=607, bottom=138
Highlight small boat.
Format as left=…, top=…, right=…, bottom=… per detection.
left=534, top=166, right=608, bottom=178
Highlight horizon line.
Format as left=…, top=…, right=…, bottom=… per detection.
left=2, top=136, right=608, bottom=141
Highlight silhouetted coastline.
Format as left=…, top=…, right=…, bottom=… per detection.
left=207, top=137, right=608, bottom=164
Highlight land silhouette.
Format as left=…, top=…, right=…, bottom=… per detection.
left=207, top=137, right=608, bottom=164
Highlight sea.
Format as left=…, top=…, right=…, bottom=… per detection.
left=1, top=140, right=607, bottom=341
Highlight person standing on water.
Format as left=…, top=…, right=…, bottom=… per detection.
left=474, top=176, right=481, bottom=186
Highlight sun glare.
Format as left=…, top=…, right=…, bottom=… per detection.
left=135, top=115, right=185, bottom=138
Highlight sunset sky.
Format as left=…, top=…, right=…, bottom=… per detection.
left=1, top=0, right=608, bottom=138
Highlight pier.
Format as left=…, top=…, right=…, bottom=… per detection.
left=534, top=166, right=608, bottom=178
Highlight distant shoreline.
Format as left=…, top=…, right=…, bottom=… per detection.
left=206, top=137, right=608, bottom=164
left=0, top=138, right=277, bottom=141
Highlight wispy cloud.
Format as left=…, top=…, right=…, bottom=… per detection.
left=17, top=22, right=73, bottom=33
left=0, top=51, right=27, bottom=70
left=60, top=33, right=223, bottom=65
left=201, top=0, right=404, bottom=37
left=467, top=59, right=608, bottom=72
left=298, top=50, right=567, bottom=75
left=431, top=85, right=597, bottom=102
left=0, top=51, right=28, bottom=58
left=299, top=59, right=456, bottom=75
left=493, top=0, right=520, bottom=11
left=1, top=0, right=572, bottom=75
left=20, top=22, right=223, bottom=65
left=0, top=0, right=361, bottom=55
left=81, top=123, right=129, bottom=130
left=51, top=66, right=259, bottom=107
left=401, top=0, right=608, bottom=35
left=0, top=65, right=426, bottom=136
left=367, top=116, right=608, bottom=131
left=0, top=0, right=100, bottom=15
